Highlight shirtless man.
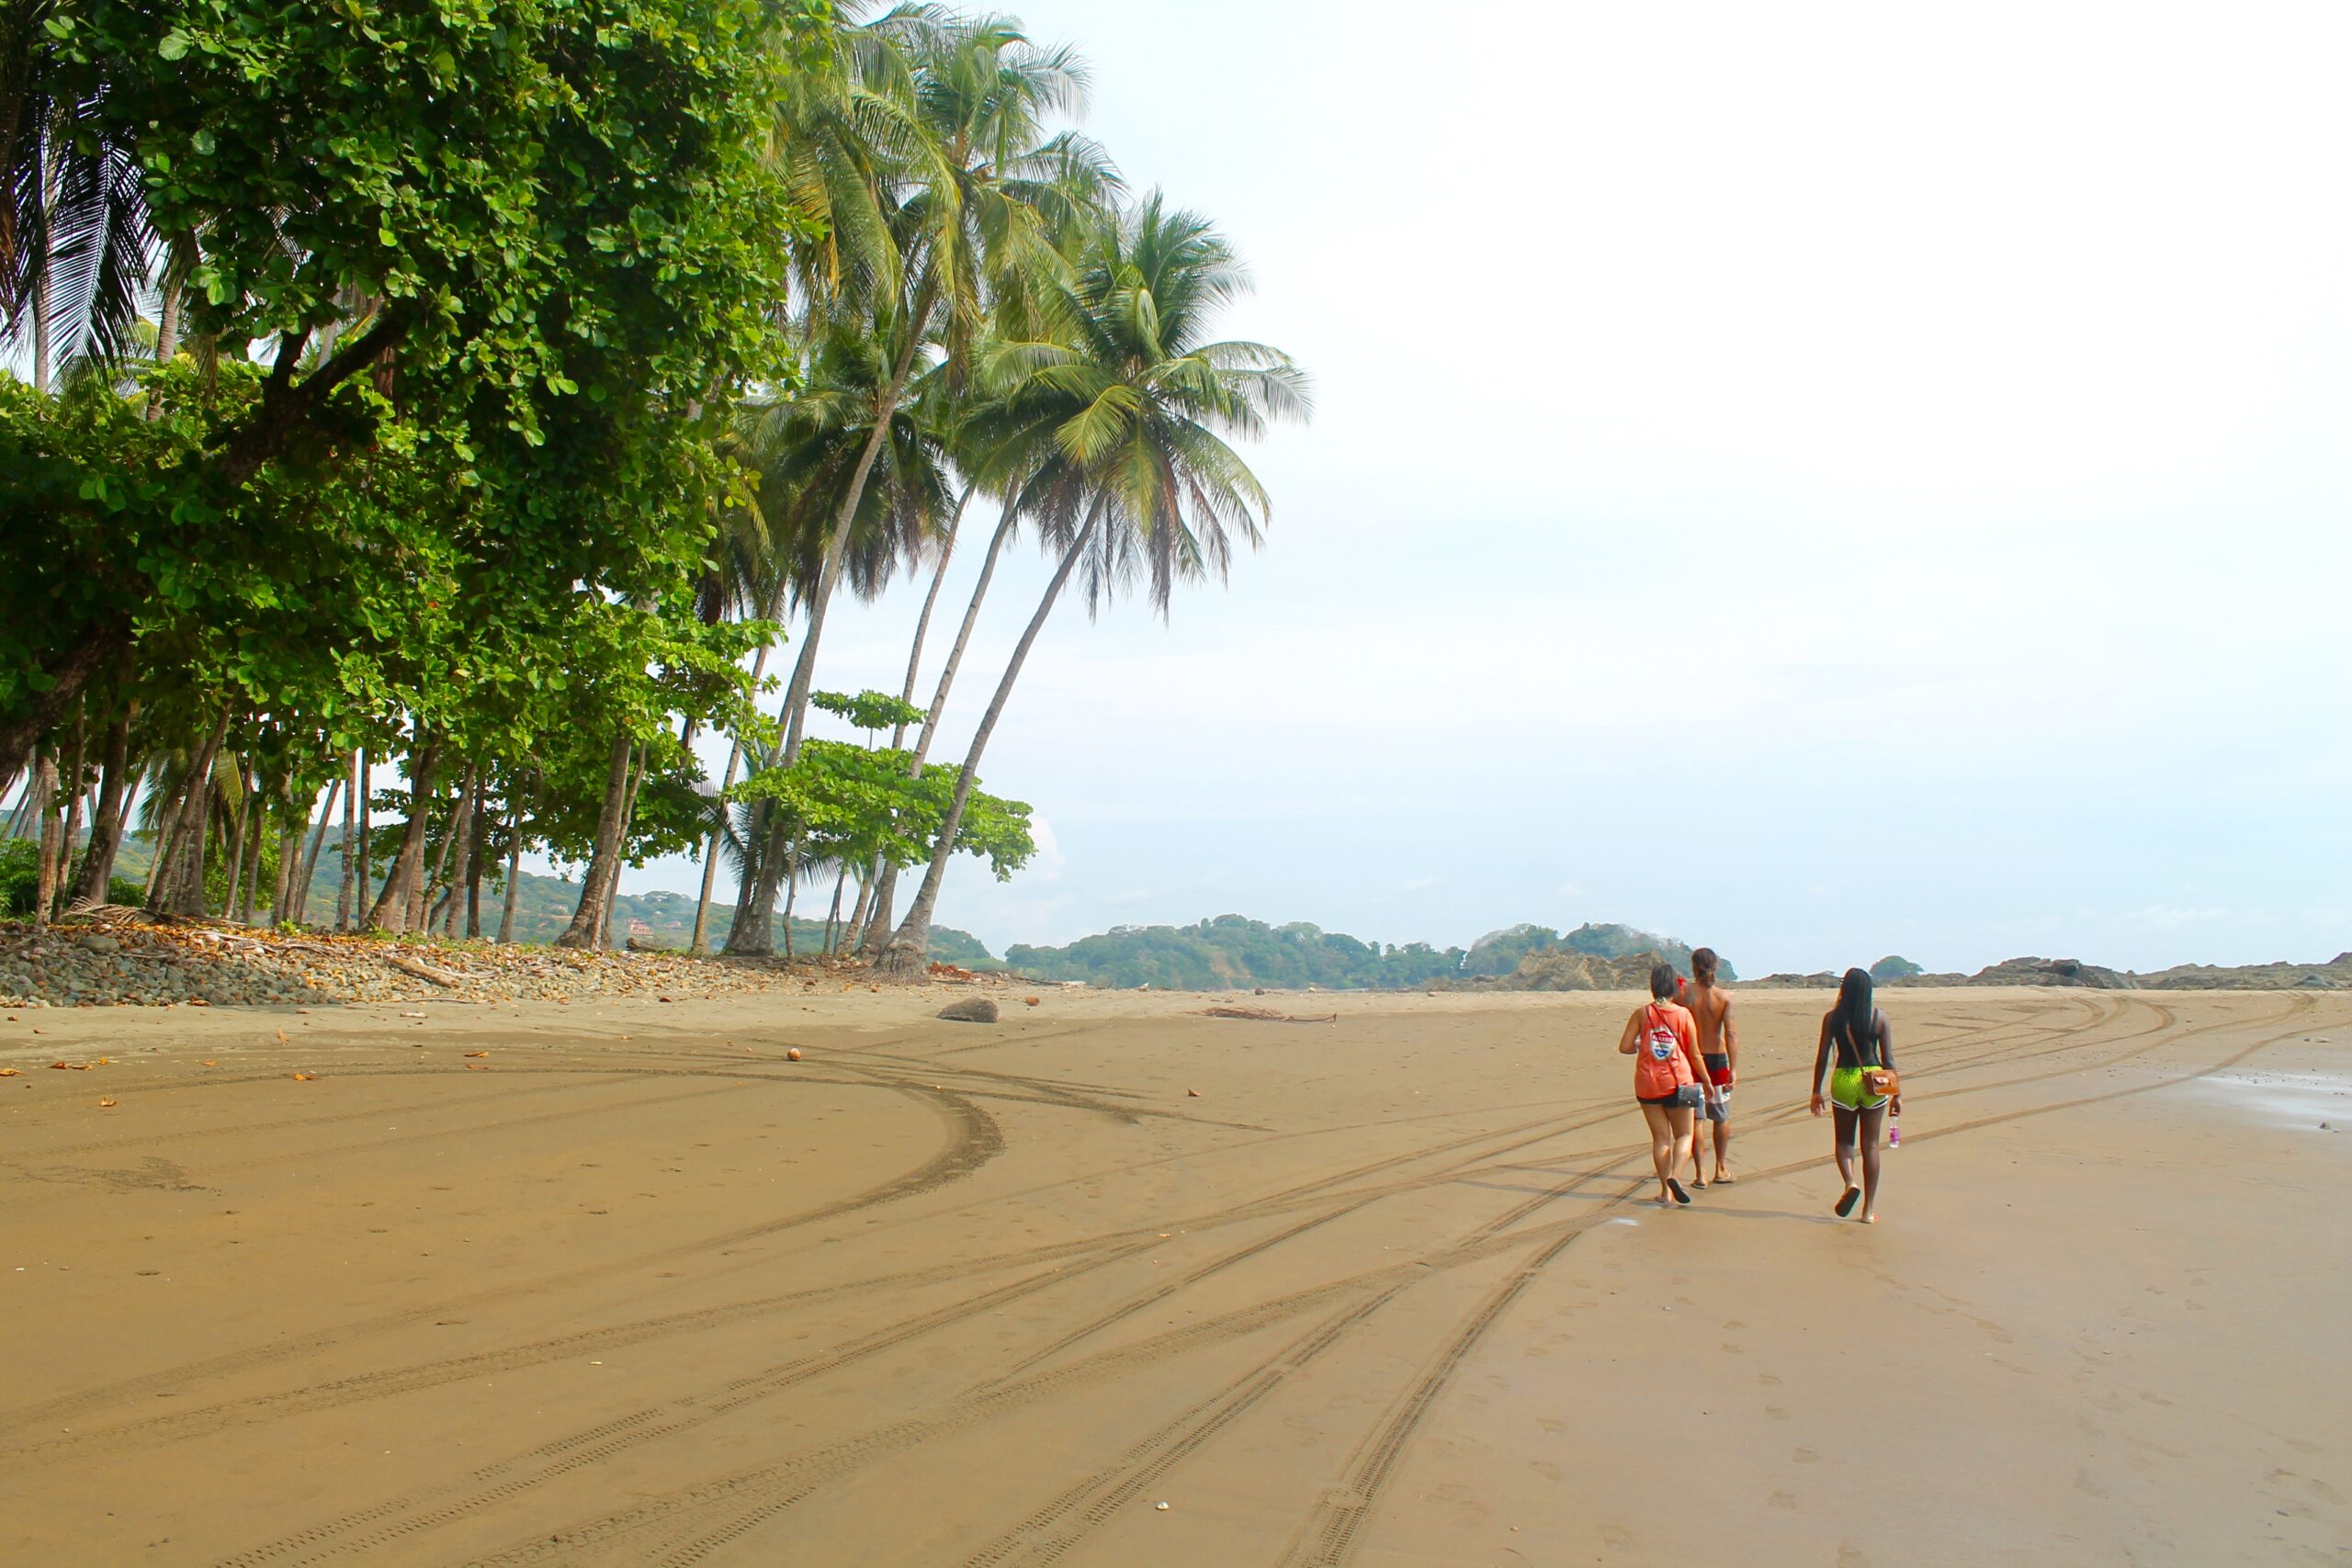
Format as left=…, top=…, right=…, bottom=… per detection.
left=1683, top=948, right=1739, bottom=1184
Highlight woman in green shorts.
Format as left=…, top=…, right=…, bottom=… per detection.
left=1809, top=967, right=1901, bottom=1223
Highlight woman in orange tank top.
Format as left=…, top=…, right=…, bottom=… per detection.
left=1617, top=960, right=1711, bottom=1205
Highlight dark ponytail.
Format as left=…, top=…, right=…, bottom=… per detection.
left=1835, top=967, right=1874, bottom=1057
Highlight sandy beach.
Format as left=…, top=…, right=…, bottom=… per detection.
left=2, top=986, right=2346, bottom=1566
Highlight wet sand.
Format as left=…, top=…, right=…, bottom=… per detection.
left=2, top=987, right=2346, bottom=1565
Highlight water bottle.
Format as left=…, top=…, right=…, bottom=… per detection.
left=1888, top=1119, right=1901, bottom=1149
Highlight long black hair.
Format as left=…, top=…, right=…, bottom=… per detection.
left=1835, top=967, right=1874, bottom=1057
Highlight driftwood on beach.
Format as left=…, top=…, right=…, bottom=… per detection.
left=1195, top=1005, right=1338, bottom=1023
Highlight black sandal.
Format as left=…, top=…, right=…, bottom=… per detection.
left=1667, top=1179, right=1693, bottom=1206
left=1835, top=1186, right=1860, bottom=1218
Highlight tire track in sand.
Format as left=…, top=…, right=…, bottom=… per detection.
left=0, top=1084, right=1001, bottom=1442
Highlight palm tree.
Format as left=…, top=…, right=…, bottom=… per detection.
left=877, top=195, right=1308, bottom=976
left=711, top=13, right=1114, bottom=957
left=762, top=9, right=1116, bottom=781
left=714, top=321, right=956, bottom=953
left=2, top=6, right=156, bottom=385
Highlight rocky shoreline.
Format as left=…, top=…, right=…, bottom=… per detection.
left=0, top=915, right=973, bottom=1010
left=1747, top=953, right=2352, bottom=991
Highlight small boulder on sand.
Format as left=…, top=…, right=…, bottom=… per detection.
left=937, top=997, right=1000, bottom=1024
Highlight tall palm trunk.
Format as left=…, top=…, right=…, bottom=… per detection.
left=498, top=787, right=526, bottom=943
left=861, top=502, right=1019, bottom=954
left=855, top=485, right=978, bottom=951
left=363, top=740, right=441, bottom=931
left=152, top=717, right=228, bottom=918
left=726, top=323, right=929, bottom=960
left=339, top=749, right=366, bottom=931
left=292, top=774, right=343, bottom=925
left=465, top=798, right=489, bottom=938
left=220, top=756, right=253, bottom=921
left=28, top=751, right=60, bottom=927
left=46, top=709, right=85, bottom=919
left=601, top=750, right=647, bottom=950
left=438, top=768, right=480, bottom=937
left=882, top=515, right=1097, bottom=977
left=695, top=584, right=783, bottom=953
left=556, top=734, right=635, bottom=950
left=66, top=700, right=135, bottom=908
left=772, top=285, right=934, bottom=773
left=412, top=775, right=458, bottom=931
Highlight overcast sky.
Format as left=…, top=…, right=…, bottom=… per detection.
left=608, top=0, right=2349, bottom=976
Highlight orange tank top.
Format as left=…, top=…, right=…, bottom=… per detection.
left=1633, top=1003, right=1696, bottom=1099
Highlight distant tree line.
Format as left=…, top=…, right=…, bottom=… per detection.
left=1003, top=916, right=1729, bottom=991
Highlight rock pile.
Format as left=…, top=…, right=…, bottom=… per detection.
left=1444, top=949, right=1670, bottom=992
left=0, top=918, right=852, bottom=1010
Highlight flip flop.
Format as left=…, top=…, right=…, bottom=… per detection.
left=1713, top=1174, right=1737, bottom=1185
left=1667, top=1179, right=1693, bottom=1206
left=1834, top=1186, right=1860, bottom=1218
left=1690, top=1178, right=1708, bottom=1190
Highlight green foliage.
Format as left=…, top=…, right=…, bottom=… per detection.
left=1006, top=915, right=1467, bottom=992
left=730, top=739, right=1033, bottom=882
left=810, top=689, right=927, bottom=737
left=0, top=839, right=139, bottom=915
left=1004, top=916, right=1731, bottom=991
left=6, top=0, right=827, bottom=788
left=1871, top=954, right=1924, bottom=981
left=0, top=840, right=37, bottom=916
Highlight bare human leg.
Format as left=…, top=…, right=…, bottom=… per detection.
left=1641, top=1102, right=1676, bottom=1205
left=1832, top=1104, right=1860, bottom=1216
left=1857, top=1102, right=1888, bottom=1222
left=1667, top=1104, right=1696, bottom=1204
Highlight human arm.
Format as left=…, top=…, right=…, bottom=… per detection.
left=1678, top=1011, right=1713, bottom=1102
left=1618, top=1007, right=1643, bottom=1055
left=1810, top=1014, right=1832, bottom=1116
left=1724, top=998, right=1740, bottom=1087
left=1879, top=1010, right=1900, bottom=1115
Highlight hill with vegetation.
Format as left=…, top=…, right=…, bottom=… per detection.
left=1001, top=916, right=1726, bottom=992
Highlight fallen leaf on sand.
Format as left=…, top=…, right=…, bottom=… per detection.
left=202, top=1059, right=217, bottom=1067
left=49, top=1062, right=69, bottom=1070
left=464, top=1050, right=488, bottom=1058
left=98, top=1098, right=118, bottom=1109
left=465, top=1064, right=488, bottom=1071
left=0, top=1067, right=17, bottom=1077
left=1187, top=1089, right=1202, bottom=1098
left=96, top=1057, right=110, bottom=1065
left=276, top=1031, right=288, bottom=1043
left=1024, top=997, right=1041, bottom=1007
left=290, top=1072, right=316, bottom=1081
